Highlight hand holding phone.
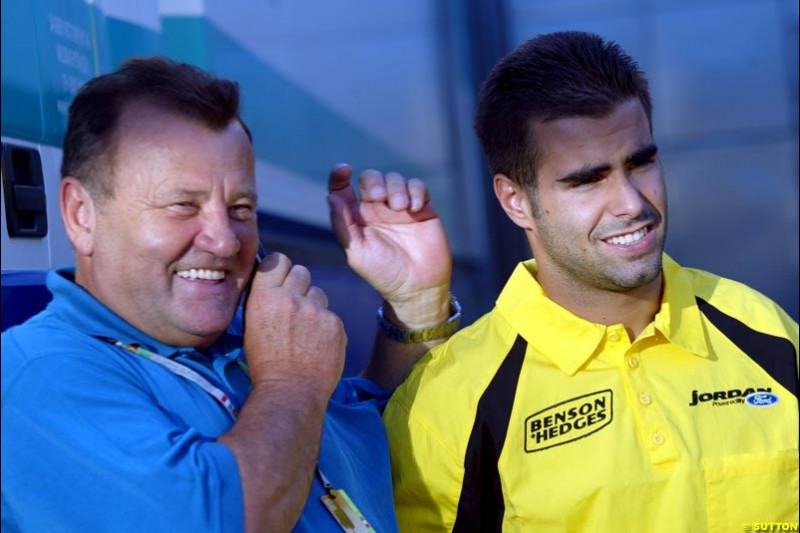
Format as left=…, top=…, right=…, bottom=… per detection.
left=241, top=251, right=346, bottom=392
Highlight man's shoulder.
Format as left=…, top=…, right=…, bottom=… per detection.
left=436, top=305, right=517, bottom=351
left=3, top=307, right=93, bottom=351
left=679, top=265, right=798, bottom=338
left=393, top=308, right=518, bottom=409
left=2, top=317, right=120, bottom=397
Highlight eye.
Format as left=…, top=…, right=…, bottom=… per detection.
left=571, top=174, right=604, bottom=188
left=627, top=147, right=659, bottom=172
left=630, top=157, right=655, bottom=171
left=230, top=203, right=255, bottom=220
left=168, top=202, right=199, bottom=215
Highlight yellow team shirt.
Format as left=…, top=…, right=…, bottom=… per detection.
left=384, top=254, right=799, bottom=532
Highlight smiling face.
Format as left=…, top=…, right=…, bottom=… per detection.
left=69, top=104, right=259, bottom=349
left=514, top=98, right=667, bottom=300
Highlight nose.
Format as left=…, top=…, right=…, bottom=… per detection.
left=608, top=172, right=649, bottom=218
left=194, top=209, right=241, bottom=257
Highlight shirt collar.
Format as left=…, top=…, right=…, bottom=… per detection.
left=495, top=254, right=710, bottom=376
left=496, top=260, right=607, bottom=376
left=652, top=254, right=711, bottom=359
left=47, top=267, right=241, bottom=359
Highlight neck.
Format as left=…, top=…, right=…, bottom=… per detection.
left=537, top=270, right=663, bottom=341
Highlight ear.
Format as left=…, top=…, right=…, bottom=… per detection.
left=493, top=174, right=535, bottom=230
left=60, top=177, right=96, bottom=256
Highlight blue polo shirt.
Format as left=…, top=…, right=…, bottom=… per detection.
left=1, top=269, right=397, bottom=533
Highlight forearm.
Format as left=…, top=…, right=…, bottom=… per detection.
left=362, top=287, right=452, bottom=389
left=218, top=380, right=329, bottom=533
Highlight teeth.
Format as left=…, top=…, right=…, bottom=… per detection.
left=606, top=228, right=647, bottom=246
left=176, top=269, right=226, bottom=281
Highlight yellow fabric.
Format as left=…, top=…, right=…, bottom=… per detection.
left=384, top=254, right=799, bottom=532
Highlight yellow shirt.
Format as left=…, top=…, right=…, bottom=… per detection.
left=384, top=255, right=799, bottom=532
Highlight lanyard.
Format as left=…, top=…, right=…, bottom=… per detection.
left=99, top=336, right=375, bottom=532
left=97, top=336, right=243, bottom=419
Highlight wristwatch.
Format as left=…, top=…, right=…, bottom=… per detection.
left=377, top=294, right=462, bottom=343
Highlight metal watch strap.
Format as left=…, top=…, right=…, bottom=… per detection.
left=377, top=294, right=461, bottom=343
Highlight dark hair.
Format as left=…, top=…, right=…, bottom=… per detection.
left=61, top=56, right=252, bottom=199
left=475, top=31, right=652, bottom=195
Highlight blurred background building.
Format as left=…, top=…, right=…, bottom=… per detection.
left=2, top=0, right=797, bottom=374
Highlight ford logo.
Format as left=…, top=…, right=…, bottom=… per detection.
left=745, top=392, right=779, bottom=407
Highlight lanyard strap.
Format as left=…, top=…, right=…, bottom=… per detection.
left=99, top=337, right=374, bottom=531
left=317, top=466, right=334, bottom=491
left=97, top=336, right=241, bottom=419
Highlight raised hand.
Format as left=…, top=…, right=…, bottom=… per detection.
left=327, top=164, right=452, bottom=328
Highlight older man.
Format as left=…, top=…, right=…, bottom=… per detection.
left=2, top=57, right=455, bottom=532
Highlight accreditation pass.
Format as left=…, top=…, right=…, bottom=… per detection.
left=321, top=488, right=375, bottom=533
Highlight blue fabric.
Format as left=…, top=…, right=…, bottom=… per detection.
left=1, top=268, right=398, bottom=533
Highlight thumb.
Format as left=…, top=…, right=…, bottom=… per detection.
left=252, top=252, right=292, bottom=290
left=328, top=163, right=355, bottom=197
left=327, top=193, right=360, bottom=250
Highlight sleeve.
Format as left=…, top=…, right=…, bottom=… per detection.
left=1, top=334, right=244, bottom=533
left=383, top=391, right=465, bottom=532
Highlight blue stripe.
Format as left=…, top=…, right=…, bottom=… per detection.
left=162, top=16, right=428, bottom=186
left=105, top=18, right=161, bottom=69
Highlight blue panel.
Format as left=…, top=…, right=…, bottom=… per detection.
left=30, top=0, right=104, bottom=147
left=663, top=140, right=799, bottom=320
left=652, top=2, right=790, bottom=139
left=509, top=0, right=638, bottom=25
left=1, top=1, right=44, bottom=143
left=1, top=0, right=111, bottom=146
left=203, top=21, right=428, bottom=186
left=159, top=16, right=431, bottom=232
left=510, top=14, right=652, bottom=71
left=161, top=16, right=208, bottom=69
left=105, top=17, right=162, bottom=69
left=1, top=270, right=51, bottom=332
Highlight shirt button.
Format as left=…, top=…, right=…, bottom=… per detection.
left=608, top=332, right=620, bottom=342
left=640, top=393, right=652, bottom=405
left=652, top=432, right=665, bottom=445
left=627, top=357, right=639, bottom=369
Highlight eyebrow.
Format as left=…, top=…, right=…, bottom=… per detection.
left=557, top=163, right=611, bottom=186
left=162, top=188, right=258, bottom=203
left=556, top=143, right=659, bottom=185
left=626, top=144, right=658, bottom=166
left=232, top=190, right=258, bottom=203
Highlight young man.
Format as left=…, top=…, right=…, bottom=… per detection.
left=384, top=31, right=799, bottom=532
left=1, top=57, right=455, bottom=532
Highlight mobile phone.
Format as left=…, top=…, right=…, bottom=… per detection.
left=241, top=241, right=267, bottom=319
left=255, top=241, right=267, bottom=266
left=245, top=241, right=266, bottom=294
